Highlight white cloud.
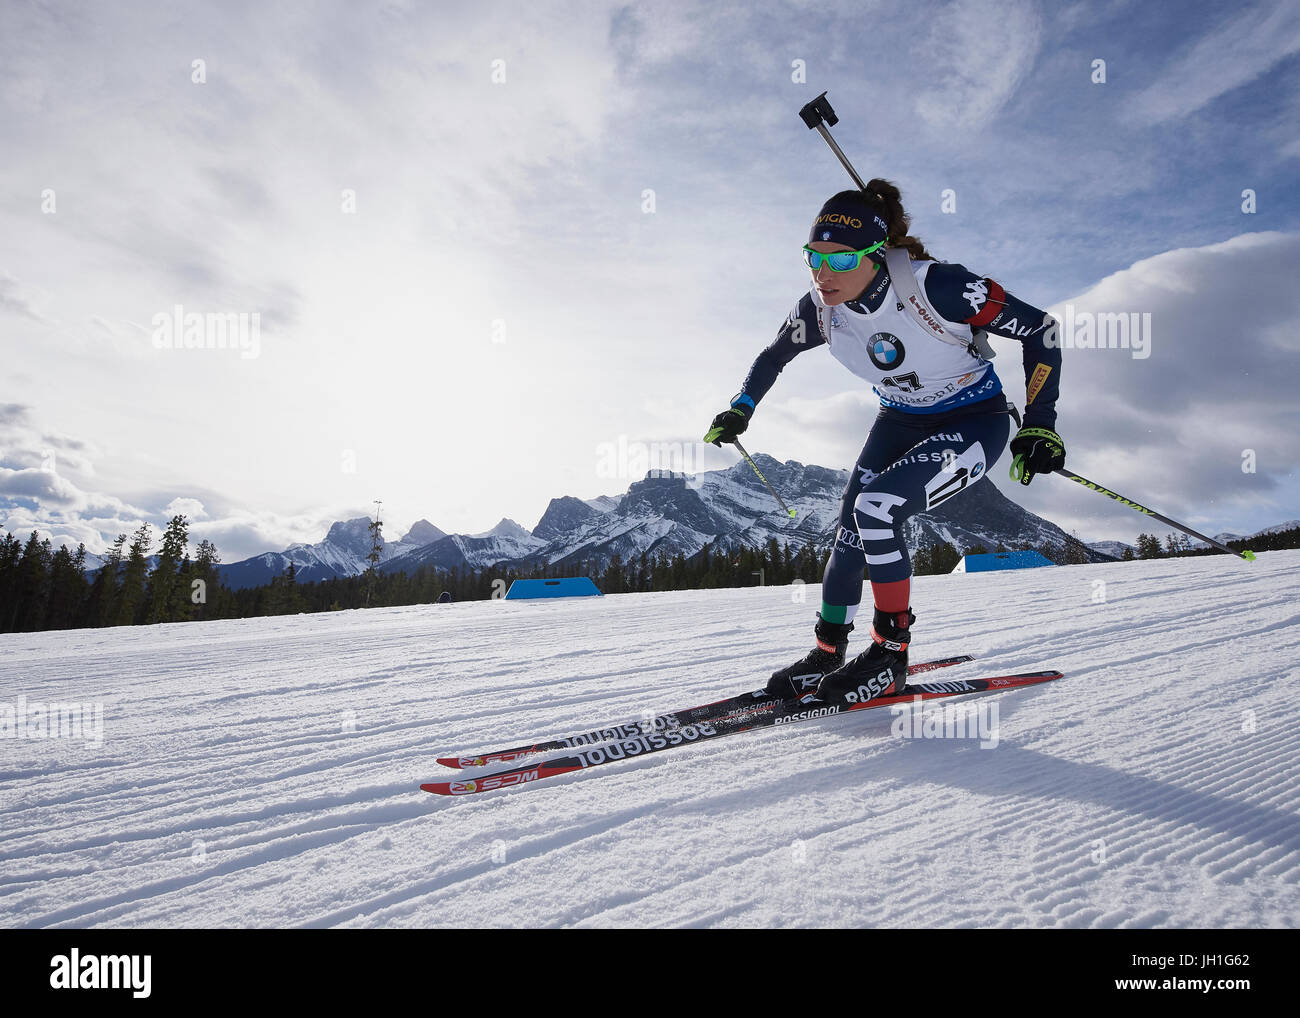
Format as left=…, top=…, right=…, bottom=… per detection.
left=1, top=2, right=1296, bottom=559
left=1128, top=1, right=1300, bottom=125
left=1010, top=231, right=1300, bottom=537
left=164, top=497, right=207, bottom=520
left=0, top=466, right=84, bottom=504
left=0, top=269, right=51, bottom=323
left=914, top=0, right=1044, bottom=132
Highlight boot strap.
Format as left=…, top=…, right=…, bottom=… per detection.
left=870, top=627, right=909, bottom=653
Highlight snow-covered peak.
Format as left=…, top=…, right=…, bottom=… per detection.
left=534, top=497, right=601, bottom=541
left=323, top=517, right=379, bottom=558
left=583, top=495, right=622, bottom=513
left=472, top=518, right=532, bottom=540
left=1087, top=540, right=1134, bottom=559
left=401, top=519, right=446, bottom=546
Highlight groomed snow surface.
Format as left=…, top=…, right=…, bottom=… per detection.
left=2, top=550, right=1298, bottom=928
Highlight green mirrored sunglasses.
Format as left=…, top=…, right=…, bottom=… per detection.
left=801, top=240, right=886, bottom=272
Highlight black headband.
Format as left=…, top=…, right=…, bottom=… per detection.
left=808, top=193, right=889, bottom=251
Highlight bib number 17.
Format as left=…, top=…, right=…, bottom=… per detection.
left=881, top=372, right=922, bottom=393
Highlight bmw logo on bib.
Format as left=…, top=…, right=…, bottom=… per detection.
left=868, top=332, right=905, bottom=371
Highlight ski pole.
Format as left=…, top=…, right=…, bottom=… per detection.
left=1054, top=468, right=1255, bottom=561
left=733, top=439, right=797, bottom=519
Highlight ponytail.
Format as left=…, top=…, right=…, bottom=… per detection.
left=864, top=178, right=933, bottom=262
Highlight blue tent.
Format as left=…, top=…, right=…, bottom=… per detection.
left=952, top=550, right=1055, bottom=573
left=504, top=577, right=604, bottom=600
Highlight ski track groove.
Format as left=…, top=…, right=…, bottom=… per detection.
left=1, top=551, right=1297, bottom=926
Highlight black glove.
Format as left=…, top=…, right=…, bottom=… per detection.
left=1009, top=426, right=1065, bottom=485
left=703, top=402, right=751, bottom=447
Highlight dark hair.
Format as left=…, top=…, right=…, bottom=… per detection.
left=827, top=179, right=933, bottom=261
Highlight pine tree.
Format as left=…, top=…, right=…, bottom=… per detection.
left=364, top=506, right=384, bottom=608
left=1136, top=533, right=1163, bottom=559
left=603, top=553, right=625, bottom=594
left=929, top=541, right=960, bottom=574
left=148, top=515, right=190, bottom=623
left=12, top=532, right=53, bottom=631
left=0, top=532, right=23, bottom=633
left=116, top=524, right=153, bottom=626
left=85, top=534, right=127, bottom=628
left=191, top=539, right=222, bottom=619
left=282, top=561, right=305, bottom=613
left=72, top=544, right=88, bottom=621
left=43, top=544, right=87, bottom=630
left=1063, top=531, right=1089, bottom=565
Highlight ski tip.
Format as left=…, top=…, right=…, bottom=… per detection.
left=421, top=780, right=478, bottom=795
left=1012, top=670, right=1064, bottom=685
left=422, top=762, right=574, bottom=797
left=437, top=751, right=535, bottom=769
left=903, top=669, right=1063, bottom=699
left=436, top=757, right=488, bottom=769
left=906, top=654, right=975, bottom=675
left=1002, top=670, right=1063, bottom=682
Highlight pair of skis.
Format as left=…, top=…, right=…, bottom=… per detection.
left=422, top=656, right=1063, bottom=797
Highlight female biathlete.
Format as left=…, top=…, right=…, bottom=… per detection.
left=704, top=180, right=1066, bottom=705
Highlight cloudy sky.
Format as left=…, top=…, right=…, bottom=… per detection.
left=2, top=0, right=1298, bottom=561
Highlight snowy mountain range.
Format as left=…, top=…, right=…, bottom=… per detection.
left=217, top=517, right=447, bottom=589
left=212, top=456, right=1118, bottom=590
left=1085, top=518, right=1299, bottom=559
left=462, top=455, right=1105, bottom=578
left=65, top=468, right=1291, bottom=591
left=1213, top=519, right=1300, bottom=543
left=1085, top=540, right=1134, bottom=559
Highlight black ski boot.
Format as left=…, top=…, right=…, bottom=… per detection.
left=814, top=608, right=914, bottom=704
left=764, top=613, right=854, bottom=700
